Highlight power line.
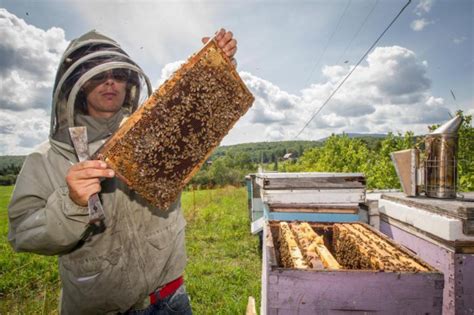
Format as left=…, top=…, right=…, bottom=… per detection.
left=303, top=0, right=352, bottom=88
left=294, top=0, right=412, bottom=139
left=336, top=0, right=379, bottom=65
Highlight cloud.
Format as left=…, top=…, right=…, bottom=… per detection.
left=0, top=10, right=454, bottom=153
left=414, top=0, right=433, bottom=16
left=0, top=8, right=69, bottom=112
left=240, top=72, right=300, bottom=126
left=453, top=36, right=467, bottom=44
left=155, top=60, right=185, bottom=87
left=0, top=109, right=50, bottom=155
left=220, top=45, right=451, bottom=144
left=72, top=2, right=216, bottom=67
left=410, top=18, right=433, bottom=31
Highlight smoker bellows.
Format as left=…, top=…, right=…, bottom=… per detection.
left=95, top=39, right=254, bottom=209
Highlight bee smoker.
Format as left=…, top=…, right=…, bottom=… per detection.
left=391, top=115, right=463, bottom=199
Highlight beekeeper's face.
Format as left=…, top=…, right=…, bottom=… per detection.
left=83, top=69, right=128, bottom=118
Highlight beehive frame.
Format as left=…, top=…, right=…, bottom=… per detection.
left=94, top=39, right=254, bottom=209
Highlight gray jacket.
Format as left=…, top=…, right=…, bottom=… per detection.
left=8, top=31, right=187, bottom=314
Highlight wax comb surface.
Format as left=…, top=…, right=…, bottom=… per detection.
left=95, top=39, right=254, bottom=209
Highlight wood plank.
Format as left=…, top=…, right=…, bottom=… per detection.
left=379, top=198, right=474, bottom=241
left=291, top=222, right=341, bottom=270
left=265, top=270, right=443, bottom=314
left=382, top=192, right=474, bottom=220
left=279, top=222, right=308, bottom=269
left=271, top=206, right=358, bottom=214
left=380, top=214, right=474, bottom=253
left=262, top=189, right=365, bottom=205
left=245, top=296, right=256, bottom=315
left=255, top=172, right=366, bottom=189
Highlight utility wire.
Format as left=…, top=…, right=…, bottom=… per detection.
left=295, top=0, right=412, bottom=139
left=336, top=0, right=379, bottom=65
left=303, top=0, right=352, bottom=88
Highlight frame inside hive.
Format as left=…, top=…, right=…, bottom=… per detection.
left=270, top=221, right=436, bottom=272
left=94, top=39, right=254, bottom=209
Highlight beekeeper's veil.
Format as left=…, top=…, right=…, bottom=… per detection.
left=50, top=30, right=152, bottom=144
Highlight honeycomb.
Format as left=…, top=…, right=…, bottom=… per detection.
left=333, top=223, right=428, bottom=272
left=276, top=222, right=430, bottom=272
left=278, top=222, right=308, bottom=269
left=95, top=39, right=254, bottom=209
left=290, top=222, right=340, bottom=270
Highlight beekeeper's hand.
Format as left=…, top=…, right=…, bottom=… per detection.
left=66, top=160, right=115, bottom=207
left=202, top=28, right=238, bottom=67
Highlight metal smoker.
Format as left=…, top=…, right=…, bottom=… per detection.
left=391, top=115, right=463, bottom=199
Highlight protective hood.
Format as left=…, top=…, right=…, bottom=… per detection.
left=50, top=30, right=152, bottom=146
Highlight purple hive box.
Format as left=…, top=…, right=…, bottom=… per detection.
left=262, top=220, right=444, bottom=315
left=379, top=192, right=474, bottom=314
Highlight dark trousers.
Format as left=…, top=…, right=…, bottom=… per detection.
left=125, top=285, right=192, bottom=315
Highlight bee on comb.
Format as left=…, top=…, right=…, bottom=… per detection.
left=94, top=39, right=255, bottom=209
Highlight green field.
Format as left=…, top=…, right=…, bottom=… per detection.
left=0, top=186, right=261, bottom=314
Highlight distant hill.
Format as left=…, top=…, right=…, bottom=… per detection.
left=317, top=133, right=387, bottom=142
left=213, top=140, right=322, bottom=163
left=0, top=135, right=387, bottom=175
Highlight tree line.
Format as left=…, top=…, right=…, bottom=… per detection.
left=190, top=111, right=473, bottom=192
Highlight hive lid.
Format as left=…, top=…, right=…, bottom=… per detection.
left=94, top=39, right=254, bottom=209
left=255, top=172, right=366, bottom=190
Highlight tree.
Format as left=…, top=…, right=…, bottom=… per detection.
left=289, top=134, right=370, bottom=174
left=364, top=132, right=414, bottom=189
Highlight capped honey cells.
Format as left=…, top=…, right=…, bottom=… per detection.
left=95, top=39, right=254, bottom=209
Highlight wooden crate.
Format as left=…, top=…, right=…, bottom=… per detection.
left=95, top=39, right=254, bottom=209
left=256, top=172, right=366, bottom=207
left=379, top=192, right=474, bottom=314
left=262, top=221, right=444, bottom=314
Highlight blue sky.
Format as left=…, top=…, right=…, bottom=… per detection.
left=0, top=0, right=472, bottom=155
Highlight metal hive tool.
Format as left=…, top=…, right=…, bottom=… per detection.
left=94, top=39, right=255, bottom=209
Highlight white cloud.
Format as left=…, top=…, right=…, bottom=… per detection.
left=453, top=36, right=467, bottom=44
left=410, top=18, right=433, bottom=31
left=415, top=0, right=434, bottom=16
left=0, top=8, right=69, bottom=112
left=220, top=45, right=451, bottom=144
left=0, top=109, right=50, bottom=155
left=0, top=8, right=69, bottom=154
left=72, top=2, right=216, bottom=67
left=156, top=60, right=185, bottom=87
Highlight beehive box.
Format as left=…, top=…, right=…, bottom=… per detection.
left=262, top=220, right=444, bottom=314
left=94, top=39, right=254, bottom=209
left=256, top=172, right=366, bottom=206
left=250, top=173, right=365, bottom=230
left=379, top=192, right=474, bottom=314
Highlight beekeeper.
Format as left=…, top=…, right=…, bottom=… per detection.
left=8, top=28, right=237, bottom=314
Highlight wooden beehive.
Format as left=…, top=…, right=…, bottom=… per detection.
left=378, top=192, right=474, bottom=314
left=263, top=220, right=444, bottom=314
left=95, top=39, right=254, bottom=209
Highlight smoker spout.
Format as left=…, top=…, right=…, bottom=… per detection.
left=429, top=115, right=463, bottom=135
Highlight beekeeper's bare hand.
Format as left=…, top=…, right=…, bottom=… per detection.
left=202, top=28, right=238, bottom=67
left=66, top=160, right=115, bottom=207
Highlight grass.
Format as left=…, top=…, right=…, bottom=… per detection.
left=0, top=186, right=261, bottom=314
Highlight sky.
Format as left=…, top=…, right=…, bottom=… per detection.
left=0, top=0, right=473, bottom=155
